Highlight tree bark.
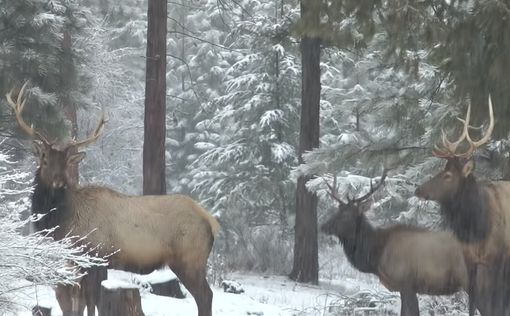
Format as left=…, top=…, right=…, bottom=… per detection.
left=143, top=0, right=167, bottom=195
left=98, top=284, right=144, bottom=316
left=289, top=0, right=321, bottom=284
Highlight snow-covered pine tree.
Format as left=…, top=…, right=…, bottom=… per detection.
left=300, top=28, right=454, bottom=227
left=0, top=0, right=96, bottom=144
left=189, top=0, right=301, bottom=272
left=164, top=0, right=234, bottom=193
left=77, top=0, right=147, bottom=193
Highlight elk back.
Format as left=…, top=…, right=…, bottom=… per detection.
left=66, top=186, right=220, bottom=271
left=378, top=229, right=468, bottom=295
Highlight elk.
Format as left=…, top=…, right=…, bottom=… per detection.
left=5, top=83, right=220, bottom=316
left=414, top=97, right=510, bottom=315
left=54, top=267, right=107, bottom=316
left=321, top=170, right=472, bottom=316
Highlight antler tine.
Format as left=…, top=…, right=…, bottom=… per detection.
left=5, top=82, right=49, bottom=143
left=432, top=143, right=455, bottom=158
left=442, top=104, right=471, bottom=154
left=323, top=175, right=345, bottom=206
left=71, top=112, right=106, bottom=148
left=464, top=95, right=495, bottom=150
left=354, top=168, right=388, bottom=203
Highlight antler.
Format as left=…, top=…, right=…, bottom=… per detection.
left=323, top=168, right=388, bottom=206
left=323, top=175, right=346, bottom=206
left=464, top=95, right=494, bottom=150
left=5, top=82, right=50, bottom=143
left=70, top=113, right=106, bottom=148
left=433, top=95, right=494, bottom=158
left=353, top=168, right=388, bottom=204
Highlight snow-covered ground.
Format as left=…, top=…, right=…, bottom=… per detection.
left=12, top=268, right=394, bottom=316
left=9, top=247, right=470, bottom=316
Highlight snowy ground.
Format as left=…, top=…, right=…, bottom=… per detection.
left=9, top=246, right=471, bottom=316
left=10, top=268, right=469, bottom=316
left=12, top=268, right=394, bottom=316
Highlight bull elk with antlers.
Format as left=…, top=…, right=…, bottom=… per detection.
left=321, top=170, right=472, bottom=316
left=5, top=83, right=220, bottom=316
left=415, top=97, right=510, bottom=315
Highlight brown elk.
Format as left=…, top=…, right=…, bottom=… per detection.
left=414, top=97, right=510, bottom=315
left=321, top=170, right=471, bottom=316
left=5, top=83, right=220, bottom=316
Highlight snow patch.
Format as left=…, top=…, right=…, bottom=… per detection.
left=102, top=279, right=138, bottom=290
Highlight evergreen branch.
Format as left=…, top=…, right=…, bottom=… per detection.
left=213, top=0, right=232, bottom=31
left=219, top=0, right=254, bottom=19
left=365, top=146, right=428, bottom=153
left=167, top=1, right=204, bottom=10
left=167, top=16, right=199, bottom=36
left=166, top=53, right=211, bottom=113
left=168, top=30, right=239, bottom=52
left=166, top=94, right=192, bottom=102
left=427, top=0, right=448, bottom=29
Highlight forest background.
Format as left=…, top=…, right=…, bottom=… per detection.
left=1, top=0, right=509, bottom=308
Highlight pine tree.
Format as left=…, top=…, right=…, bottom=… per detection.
left=380, top=0, right=510, bottom=138
left=0, top=1, right=95, bottom=143
left=164, top=0, right=233, bottom=194
left=189, top=0, right=301, bottom=272
left=301, top=28, right=451, bottom=227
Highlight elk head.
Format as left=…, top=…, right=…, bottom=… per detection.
left=415, top=96, right=494, bottom=203
left=5, top=82, right=105, bottom=189
left=321, top=169, right=387, bottom=236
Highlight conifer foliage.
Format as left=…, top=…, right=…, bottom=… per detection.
left=0, top=0, right=95, bottom=142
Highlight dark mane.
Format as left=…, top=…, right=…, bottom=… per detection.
left=31, top=169, right=72, bottom=237
left=337, top=215, right=389, bottom=275
left=442, top=175, right=491, bottom=242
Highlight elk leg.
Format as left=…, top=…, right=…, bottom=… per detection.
left=399, top=291, right=419, bottom=316
left=172, top=265, right=213, bottom=316
left=55, top=284, right=73, bottom=316
left=494, top=258, right=510, bottom=316
left=468, top=264, right=477, bottom=316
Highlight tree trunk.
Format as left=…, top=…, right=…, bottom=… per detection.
left=289, top=0, right=321, bottom=284
left=98, top=283, right=144, bottom=316
left=143, top=0, right=167, bottom=195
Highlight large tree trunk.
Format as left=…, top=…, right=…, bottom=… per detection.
left=289, top=0, right=321, bottom=285
left=143, top=0, right=167, bottom=195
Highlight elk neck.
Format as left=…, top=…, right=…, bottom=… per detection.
left=441, top=175, right=491, bottom=243
left=337, top=214, right=386, bottom=275
left=31, top=169, right=73, bottom=236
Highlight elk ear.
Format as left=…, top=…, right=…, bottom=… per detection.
left=32, top=141, right=50, bottom=165
left=358, top=201, right=372, bottom=214
left=32, top=140, right=44, bottom=158
left=68, top=152, right=86, bottom=165
left=461, top=159, right=475, bottom=177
